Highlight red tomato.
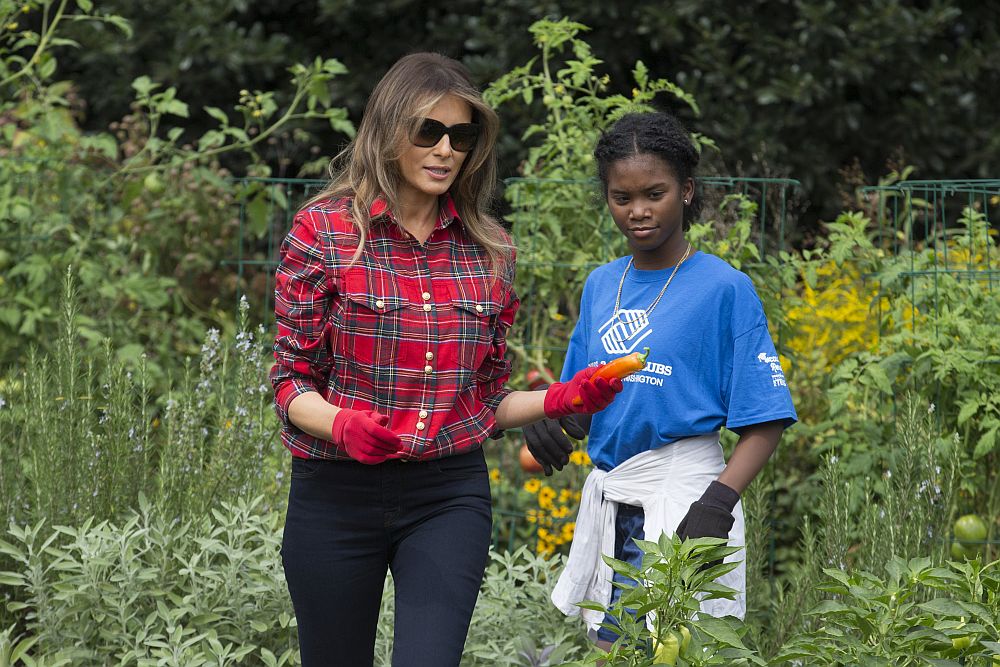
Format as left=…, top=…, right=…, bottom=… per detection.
left=519, top=443, right=543, bottom=473
left=526, top=367, right=554, bottom=390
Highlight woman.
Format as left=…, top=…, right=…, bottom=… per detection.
left=523, top=111, right=797, bottom=647
left=270, top=52, right=622, bottom=666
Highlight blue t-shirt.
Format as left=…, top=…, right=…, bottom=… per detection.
left=561, top=251, right=797, bottom=471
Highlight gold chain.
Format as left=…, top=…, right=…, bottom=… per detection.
left=612, top=243, right=692, bottom=320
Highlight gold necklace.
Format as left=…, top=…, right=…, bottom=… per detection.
left=612, top=243, right=692, bottom=321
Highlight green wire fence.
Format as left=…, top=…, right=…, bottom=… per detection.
left=858, top=179, right=1000, bottom=365
left=858, top=179, right=1000, bottom=557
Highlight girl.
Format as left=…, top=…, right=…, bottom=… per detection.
left=524, top=111, right=796, bottom=646
left=270, top=52, right=622, bottom=666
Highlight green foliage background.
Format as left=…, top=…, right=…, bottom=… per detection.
left=54, top=0, right=1000, bottom=227
left=2, top=2, right=1000, bottom=664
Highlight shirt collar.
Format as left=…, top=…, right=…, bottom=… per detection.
left=368, top=193, right=462, bottom=233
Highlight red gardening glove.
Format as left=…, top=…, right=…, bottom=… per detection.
left=543, top=367, right=623, bottom=419
left=331, top=409, right=402, bottom=464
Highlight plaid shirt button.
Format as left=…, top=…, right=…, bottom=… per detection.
left=425, top=352, right=434, bottom=360
left=421, top=291, right=431, bottom=300
left=419, top=409, right=428, bottom=419
left=423, top=303, right=432, bottom=312
left=424, top=365, right=433, bottom=374
left=375, top=299, right=385, bottom=309
left=416, top=422, right=426, bottom=430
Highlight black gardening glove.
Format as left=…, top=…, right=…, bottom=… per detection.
left=522, top=384, right=590, bottom=476
left=676, top=480, right=740, bottom=570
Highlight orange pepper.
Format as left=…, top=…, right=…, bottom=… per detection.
left=570, top=346, right=649, bottom=407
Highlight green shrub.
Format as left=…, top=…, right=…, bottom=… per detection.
left=1, top=0, right=353, bottom=381
left=774, top=555, right=1000, bottom=666
left=0, top=273, right=283, bottom=531
left=0, top=501, right=592, bottom=666
left=748, top=395, right=963, bottom=659
left=565, top=535, right=762, bottom=667
left=1, top=496, right=297, bottom=666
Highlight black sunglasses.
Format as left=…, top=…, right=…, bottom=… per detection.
left=412, top=118, right=480, bottom=152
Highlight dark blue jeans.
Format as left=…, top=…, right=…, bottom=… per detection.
left=596, top=503, right=645, bottom=644
left=280, top=448, right=493, bottom=667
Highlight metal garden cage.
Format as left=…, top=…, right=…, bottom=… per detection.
left=858, top=179, right=999, bottom=363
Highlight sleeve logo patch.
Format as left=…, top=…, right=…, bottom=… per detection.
left=757, top=352, right=787, bottom=387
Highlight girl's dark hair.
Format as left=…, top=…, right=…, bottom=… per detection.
left=594, top=112, right=702, bottom=229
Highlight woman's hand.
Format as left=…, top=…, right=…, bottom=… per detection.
left=543, top=367, right=623, bottom=419
left=331, top=409, right=402, bottom=464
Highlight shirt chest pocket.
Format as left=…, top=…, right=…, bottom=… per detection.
left=446, top=283, right=504, bottom=372
left=333, top=271, right=417, bottom=370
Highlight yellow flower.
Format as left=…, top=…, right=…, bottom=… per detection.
left=569, top=450, right=591, bottom=466
left=785, top=260, right=880, bottom=372
left=489, top=468, right=500, bottom=483
left=561, top=522, right=575, bottom=541
left=225, top=419, right=233, bottom=429
left=523, top=478, right=541, bottom=494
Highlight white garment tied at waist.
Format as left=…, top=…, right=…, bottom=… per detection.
left=550, top=432, right=746, bottom=633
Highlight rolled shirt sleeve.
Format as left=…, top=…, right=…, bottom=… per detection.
left=474, top=283, right=520, bottom=412
left=269, top=211, right=334, bottom=426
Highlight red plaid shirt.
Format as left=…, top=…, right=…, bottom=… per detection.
left=270, top=195, right=519, bottom=460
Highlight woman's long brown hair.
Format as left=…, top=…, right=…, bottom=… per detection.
left=305, top=52, right=512, bottom=275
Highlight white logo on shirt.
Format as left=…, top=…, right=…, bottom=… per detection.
left=757, top=352, right=787, bottom=387
left=598, top=309, right=652, bottom=354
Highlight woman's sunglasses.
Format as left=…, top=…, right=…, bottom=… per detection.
left=411, top=118, right=480, bottom=153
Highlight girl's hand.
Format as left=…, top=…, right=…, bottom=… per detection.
left=523, top=413, right=590, bottom=476
left=676, top=480, right=740, bottom=570
left=543, top=367, right=623, bottom=419
left=331, top=409, right=402, bottom=464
